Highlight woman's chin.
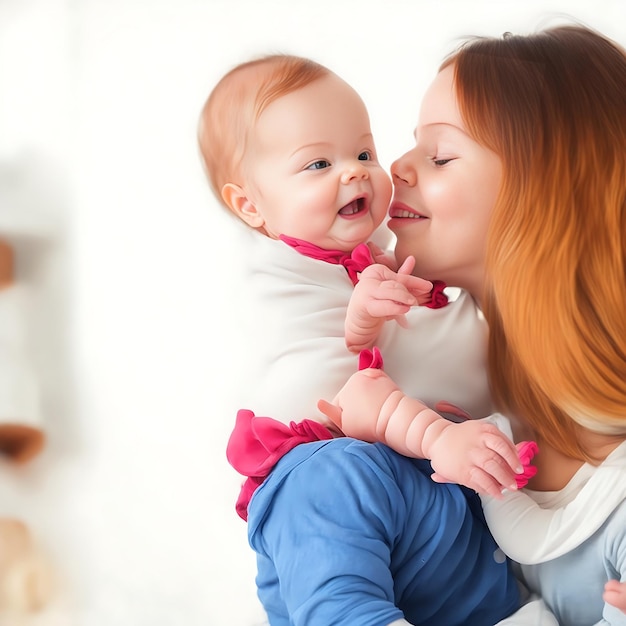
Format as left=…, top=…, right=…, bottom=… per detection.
left=394, top=240, right=422, bottom=266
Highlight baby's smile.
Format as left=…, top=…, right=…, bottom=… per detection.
left=338, top=196, right=367, bottom=217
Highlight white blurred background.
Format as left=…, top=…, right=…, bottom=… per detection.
left=0, top=1, right=624, bottom=624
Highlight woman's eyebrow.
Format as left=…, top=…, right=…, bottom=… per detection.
left=416, top=123, right=470, bottom=141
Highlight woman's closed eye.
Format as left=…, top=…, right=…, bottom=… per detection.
left=432, top=156, right=456, bottom=167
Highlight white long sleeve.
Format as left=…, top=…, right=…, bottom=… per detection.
left=482, top=441, right=626, bottom=564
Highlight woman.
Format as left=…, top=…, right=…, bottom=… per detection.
left=325, top=24, right=626, bottom=625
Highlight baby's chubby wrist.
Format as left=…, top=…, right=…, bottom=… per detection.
left=382, top=395, right=444, bottom=459
left=421, top=417, right=454, bottom=460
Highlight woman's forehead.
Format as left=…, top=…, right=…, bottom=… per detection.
left=417, top=65, right=465, bottom=131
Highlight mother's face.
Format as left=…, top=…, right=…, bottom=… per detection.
left=388, top=65, right=501, bottom=298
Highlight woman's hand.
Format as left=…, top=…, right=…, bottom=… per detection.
left=604, top=580, right=626, bottom=614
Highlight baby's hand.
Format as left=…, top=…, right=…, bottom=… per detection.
left=346, top=257, right=432, bottom=352
left=319, top=370, right=523, bottom=498
left=427, top=420, right=523, bottom=498
left=604, top=580, right=626, bottom=613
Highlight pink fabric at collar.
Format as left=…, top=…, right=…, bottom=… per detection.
left=279, top=234, right=373, bottom=286
left=278, top=234, right=448, bottom=308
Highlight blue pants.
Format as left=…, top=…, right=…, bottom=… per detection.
left=248, top=438, right=520, bottom=626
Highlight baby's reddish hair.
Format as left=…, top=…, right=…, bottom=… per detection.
left=197, top=55, right=329, bottom=208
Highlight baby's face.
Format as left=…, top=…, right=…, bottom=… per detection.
left=242, top=73, right=391, bottom=251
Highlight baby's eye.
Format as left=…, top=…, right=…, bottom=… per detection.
left=432, top=157, right=454, bottom=167
left=358, top=151, right=372, bottom=161
left=306, top=160, right=331, bottom=170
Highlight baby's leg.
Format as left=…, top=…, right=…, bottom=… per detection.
left=248, top=438, right=519, bottom=626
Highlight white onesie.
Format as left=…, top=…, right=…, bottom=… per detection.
left=236, top=229, right=493, bottom=426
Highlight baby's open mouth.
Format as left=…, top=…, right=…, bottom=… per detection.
left=338, top=197, right=367, bottom=216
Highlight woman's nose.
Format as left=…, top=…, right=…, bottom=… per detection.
left=391, top=153, right=416, bottom=186
left=341, top=161, right=369, bottom=184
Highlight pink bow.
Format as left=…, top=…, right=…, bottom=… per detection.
left=279, top=235, right=374, bottom=285
left=358, top=346, right=384, bottom=370
left=424, top=280, right=448, bottom=309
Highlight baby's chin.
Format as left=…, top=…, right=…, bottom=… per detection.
left=329, top=227, right=382, bottom=252
left=328, top=237, right=368, bottom=252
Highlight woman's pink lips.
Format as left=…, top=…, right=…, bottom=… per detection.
left=388, top=202, right=427, bottom=220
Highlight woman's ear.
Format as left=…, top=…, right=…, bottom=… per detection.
left=221, top=183, right=265, bottom=229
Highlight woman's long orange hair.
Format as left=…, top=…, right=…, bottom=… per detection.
left=444, top=25, right=626, bottom=460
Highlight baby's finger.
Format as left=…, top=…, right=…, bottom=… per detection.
left=395, top=271, right=432, bottom=292
left=366, top=299, right=413, bottom=319
left=394, top=314, right=409, bottom=329
left=430, top=472, right=453, bottom=485
left=486, top=432, right=524, bottom=473
left=317, top=399, right=343, bottom=427
left=475, top=449, right=519, bottom=492
left=414, top=290, right=436, bottom=305
left=372, top=281, right=418, bottom=305
left=403, top=282, right=434, bottom=302
left=461, top=463, right=506, bottom=498
left=431, top=469, right=504, bottom=499
left=396, top=255, right=415, bottom=276
left=465, top=467, right=508, bottom=498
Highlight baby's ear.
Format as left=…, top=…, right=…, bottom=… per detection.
left=221, top=183, right=264, bottom=229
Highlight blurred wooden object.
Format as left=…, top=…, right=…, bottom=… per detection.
left=0, top=238, right=44, bottom=464
left=0, top=518, right=52, bottom=613
left=0, top=240, right=12, bottom=289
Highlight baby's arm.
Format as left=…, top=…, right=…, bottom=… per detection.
left=318, top=368, right=522, bottom=498
left=345, top=257, right=433, bottom=353
left=604, top=580, right=626, bottom=614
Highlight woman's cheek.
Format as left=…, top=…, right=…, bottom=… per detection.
left=423, top=179, right=463, bottom=219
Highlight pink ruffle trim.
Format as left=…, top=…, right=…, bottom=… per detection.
left=226, top=410, right=334, bottom=520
